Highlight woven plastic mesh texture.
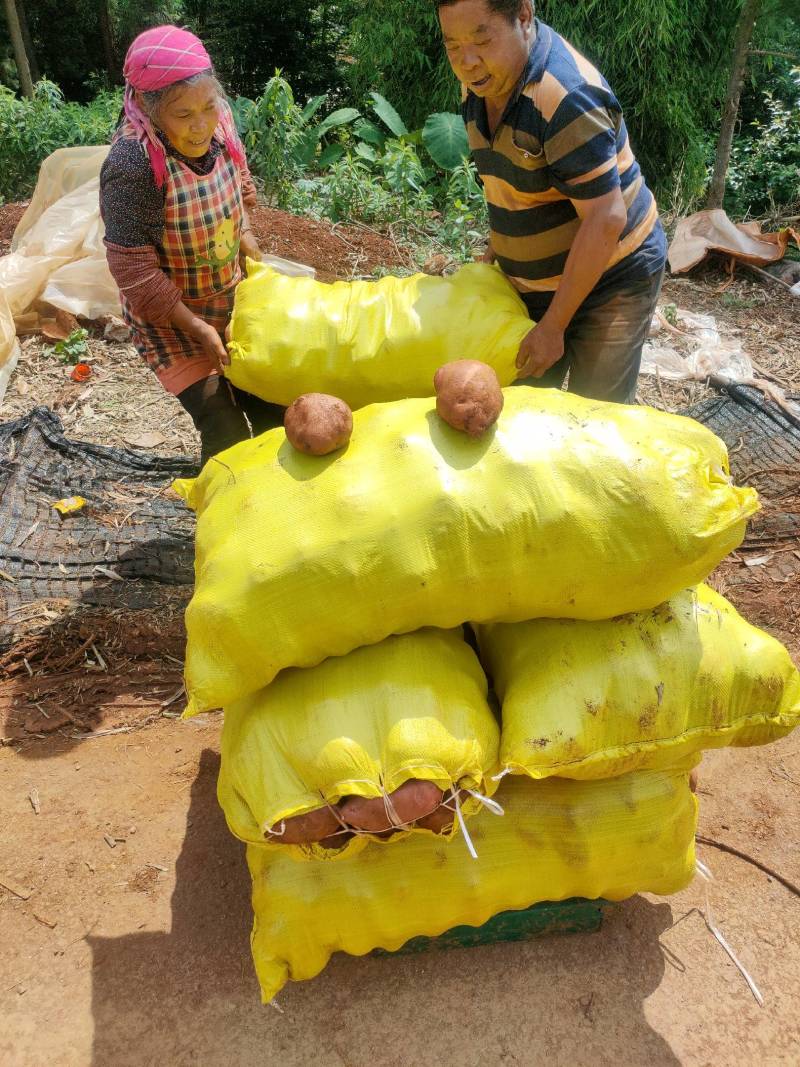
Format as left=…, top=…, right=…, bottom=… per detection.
left=0, top=407, right=196, bottom=638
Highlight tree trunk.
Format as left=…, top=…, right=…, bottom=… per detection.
left=16, top=0, right=38, bottom=84
left=2, top=0, right=34, bottom=98
left=97, top=0, right=118, bottom=84
left=705, top=0, right=763, bottom=210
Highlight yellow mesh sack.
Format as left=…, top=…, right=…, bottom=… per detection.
left=247, top=769, right=697, bottom=1002
left=225, top=260, right=533, bottom=408
left=174, top=388, right=758, bottom=714
left=480, top=585, right=800, bottom=781
left=217, top=628, right=500, bottom=859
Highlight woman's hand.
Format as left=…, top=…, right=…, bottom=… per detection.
left=190, top=317, right=230, bottom=371
left=239, top=229, right=262, bottom=273
left=168, top=301, right=229, bottom=372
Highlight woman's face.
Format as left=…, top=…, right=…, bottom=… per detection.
left=151, top=76, right=220, bottom=157
left=439, top=0, right=534, bottom=105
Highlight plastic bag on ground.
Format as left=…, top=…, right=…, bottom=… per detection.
left=479, top=585, right=800, bottom=781
left=642, top=307, right=755, bottom=384
left=0, top=149, right=120, bottom=386
left=218, top=628, right=500, bottom=858
left=224, top=260, right=533, bottom=408
left=174, top=388, right=758, bottom=715
left=247, top=769, right=697, bottom=1002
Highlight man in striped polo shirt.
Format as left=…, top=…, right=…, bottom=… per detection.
left=437, top=0, right=667, bottom=403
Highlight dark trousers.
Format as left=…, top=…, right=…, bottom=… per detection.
left=519, top=270, right=664, bottom=404
left=177, top=375, right=285, bottom=468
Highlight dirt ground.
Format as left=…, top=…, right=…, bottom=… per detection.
left=1, top=201, right=799, bottom=1066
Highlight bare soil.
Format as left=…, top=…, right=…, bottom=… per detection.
left=247, top=204, right=412, bottom=282
left=1, top=200, right=799, bottom=1065
left=1, top=723, right=798, bottom=1067
left=0, top=200, right=29, bottom=254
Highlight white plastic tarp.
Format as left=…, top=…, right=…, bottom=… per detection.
left=0, top=146, right=119, bottom=405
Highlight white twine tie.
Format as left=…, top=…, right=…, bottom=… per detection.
left=696, top=859, right=764, bottom=1007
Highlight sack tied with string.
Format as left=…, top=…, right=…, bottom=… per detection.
left=479, top=584, right=800, bottom=781
left=246, top=768, right=698, bottom=1003
left=217, top=628, right=501, bottom=859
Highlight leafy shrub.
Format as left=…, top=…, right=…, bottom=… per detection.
left=724, top=73, right=800, bottom=218
left=241, top=74, right=485, bottom=261
left=0, top=80, right=121, bottom=202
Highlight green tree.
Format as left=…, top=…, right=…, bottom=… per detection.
left=181, top=0, right=349, bottom=100
left=706, top=0, right=762, bottom=209
left=344, top=0, right=459, bottom=126
left=109, top=0, right=184, bottom=60
left=0, top=0, right=179, bottom=100
left=706, top=0, right=799, bottom=209
left=2, top=0, right=33, bottom=96
left=343, top=1, right=744, bottom=202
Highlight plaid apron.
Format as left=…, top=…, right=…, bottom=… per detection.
left=118, top=128, right=244, bottom=377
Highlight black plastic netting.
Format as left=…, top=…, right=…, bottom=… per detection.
left=683, top=384, right=800, bottom=547
left=683, top=383, right=800, bottom=474
left=0, top=407, right=197, bottom=639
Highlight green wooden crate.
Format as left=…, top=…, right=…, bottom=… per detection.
left=374, top=898, right=609, bottom=957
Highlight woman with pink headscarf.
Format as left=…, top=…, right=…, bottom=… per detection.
left=100, top=25, right=283, bottom=467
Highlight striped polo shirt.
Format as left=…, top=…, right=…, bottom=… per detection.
left=462, top=20, right=666, bottom=314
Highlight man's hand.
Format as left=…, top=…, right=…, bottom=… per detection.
left=515, top=317, right=565, bottom=379
left=190, top=317, right=230, bottom=371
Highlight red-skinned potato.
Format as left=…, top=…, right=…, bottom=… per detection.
left=317, top=830, right=353, bottom=851
left=415, top=789, right=466, bottom=833
left=339, top=780, right=444, bottom=832
left=268, top=805, right=340, bottom=845
left=284, top=393, right=353, bottom=456
left=415, top=806, right=454, bottom=833
left=434, top=360, right=504, bottom=437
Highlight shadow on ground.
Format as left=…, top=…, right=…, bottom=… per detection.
left=88, top=749, right=681, bottom=1067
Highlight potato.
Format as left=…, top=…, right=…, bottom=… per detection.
left=268, top=805, right=340, bottom=845
left=284, top=393, right=353, bottom=455
left=415, top=789, right=466, bottom=833
left=340, top=780, right=444, bottom=832
left=318, top=830, right=353, bottom=851
left=415, top=805, right=455, bottom=833
left=434, top=360, right=504, bottom=437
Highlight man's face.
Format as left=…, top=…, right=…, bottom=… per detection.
left=439, top=0, right=534, bottom=104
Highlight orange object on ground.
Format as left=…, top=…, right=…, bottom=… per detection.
left=70, top=362, right=92, bottom=382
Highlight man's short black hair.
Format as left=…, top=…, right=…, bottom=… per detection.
left=436, top=0, right=531, bottom=24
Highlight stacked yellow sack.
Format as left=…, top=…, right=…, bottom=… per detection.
left=218, top=628, right=500, bottom=859
left=240, top=579, right=800, bottom=1002
left=478, top=584, right=800, bottom=781
left=225, top=261, right=533, bottom=409
left=175, top=388, right=757, bottom=715
left=174, top=381, right=787, bottom=1005
left=247, top=770, right=697, bottom=1003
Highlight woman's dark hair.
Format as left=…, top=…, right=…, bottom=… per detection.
left=436, top=0, right=531, bottom=23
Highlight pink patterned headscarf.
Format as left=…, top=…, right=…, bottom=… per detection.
left=122, top=25, right=245, bottom=187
